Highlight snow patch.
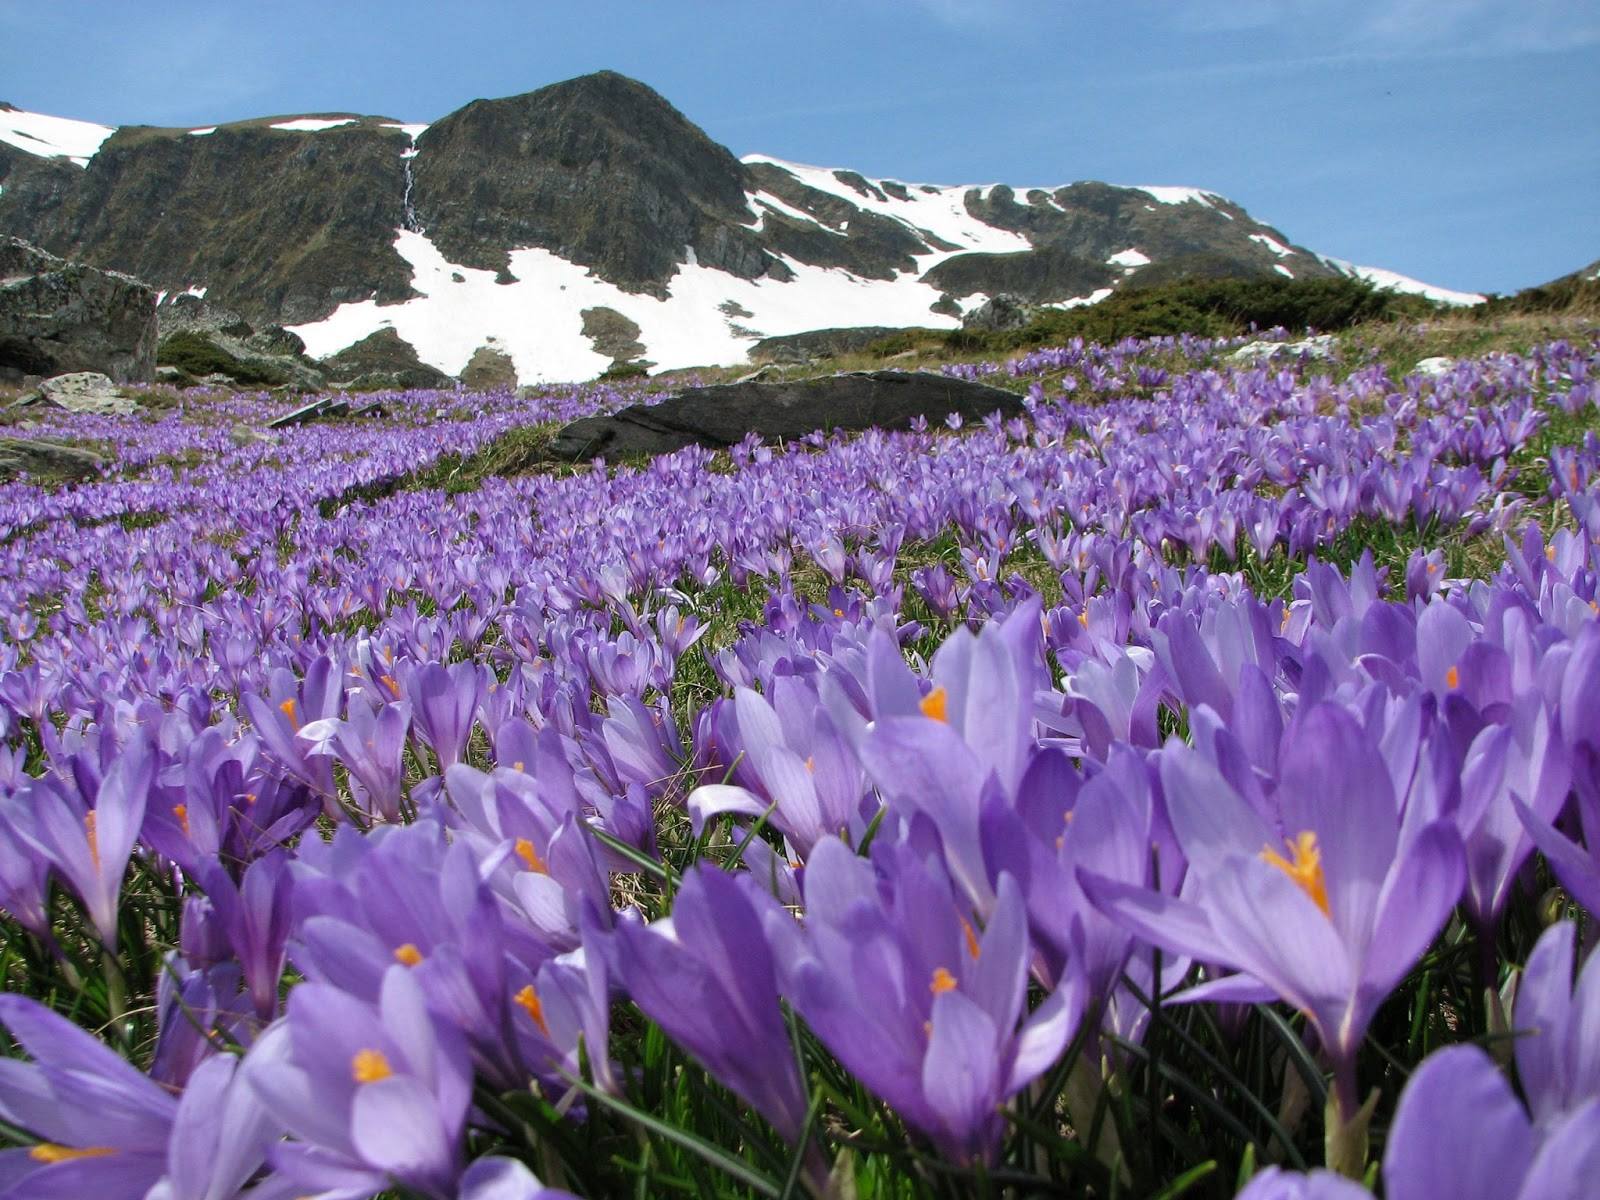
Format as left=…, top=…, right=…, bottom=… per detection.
left=382, top=123, right=430, bottom=140
left=287, top=228, right=965, bottom=385
left=1132, top=185, right=1219, bottom=208
left=1321, top=256, right=1484, bottom=306
left=188, top=126, right=218, bottom=137
left=1107, top=247, right=1151, bottom=269
left=1250, top=233, right=1293, bottom=258
left=742, top=155, right=1033, bottom=265
left=0, top=106, right=114, bottom=165
left=270, top=118, right=358, bottom=133
left=746, top=191, right=841, bottom=234
left=1047, top=288, right=1114, bottom=310
left=1274, top=264, right=1295, bottom=278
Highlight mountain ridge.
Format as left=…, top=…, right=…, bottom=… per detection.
left=0, top=74, right=1484, bottom=384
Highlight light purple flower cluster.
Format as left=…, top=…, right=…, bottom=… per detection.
left=0, top=332, right=1596, bottom=1196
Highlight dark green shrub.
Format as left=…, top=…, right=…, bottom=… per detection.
left=156, top=332, right=283, bottom=386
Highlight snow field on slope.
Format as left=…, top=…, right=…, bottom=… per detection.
left=741, top=155, right=1034, bottom=264
left=286, top=229, right=965, bottom=385
left=0, top=106, right=114, bottom=164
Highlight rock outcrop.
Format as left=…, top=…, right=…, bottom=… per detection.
left=0, top=237, right=156, bottom=382
left=319, top=327, right=452, bottom=390
left=549, top=370, right=1025, bottom=460
left=749, top=327, right=901, bottom=364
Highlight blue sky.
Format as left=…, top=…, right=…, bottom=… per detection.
left=2, top=0, right=1595, bottom=294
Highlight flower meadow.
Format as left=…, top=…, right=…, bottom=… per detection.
left=0, top=329, right=1598, bottom=1199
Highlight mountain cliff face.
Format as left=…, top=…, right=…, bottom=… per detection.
left=0, top=79, right=1478, bottom=384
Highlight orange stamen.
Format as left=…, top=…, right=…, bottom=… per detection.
left=919, top=686, right=949, bottom=723
left=84, top=812, right=100, bottom=871
left=514, top=984, right=551, bottom=1036
left=514, top=837, right=547, bottom=873
left=959, top=916, right=981, bottom=961
left=29, top=1143, right=116, bottom=1164
left=172, top=804, right=190, bottom=837
left=930, top=966, right=958, bottom=995
left=1261, top=831, right=1331, bottom=917
left=279, top=698, right=299, bottom=728
left=351, top=1048, right=393, bottom=1084
left=1446, top=665, right=1460, bottom=690
left=393, top=943, right=423, bottom=967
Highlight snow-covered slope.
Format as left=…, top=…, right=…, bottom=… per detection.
left=0, top=104, right=113, bottom=166
left=1320, top=255, right=1484, bottom=306
left=288, top=228, right=966, bottom=385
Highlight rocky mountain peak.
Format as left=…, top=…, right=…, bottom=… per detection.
left=411, top=71, right=778, bottom=294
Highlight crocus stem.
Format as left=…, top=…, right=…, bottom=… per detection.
left=102, top=947, right=127, bottom=1026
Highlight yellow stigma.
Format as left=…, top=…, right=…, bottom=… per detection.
left=514, top=984, right=551, bottom=1036
left=279, top=697, right=299, bottom=728
left=29, top=1143, right=116, bottom=1163
left=380, top=674, right=401, bottom=697
left=83, top=811, right=100, bottom=871
left=930, top=966, right=958, bottom=995
left=351, top=1048, right=393, bottom=1084
left=1545, top=546, right=1557, bottom=561
left=919, top=686, right=949, bottom=723
left=393, top=943, right=423, bottom=967
left=1446, top=665, right=1460, bottom=690
left=959, top=915, right=981, bottom=961
left=514, top=837, right=547, bottom=873
left=173, top=803, right=190, bottom=837
left=1077, top=610, right=1089, bottom=627
left=1261, top=831, right=1330, bottom=917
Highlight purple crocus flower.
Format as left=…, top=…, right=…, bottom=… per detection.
left=0, top=993, right=177, bottom=1198
left=1085, top=705, right=1465, bottom=1128
left=243, top=963, right=472, bottom=1200
left=296, top=697, right=412, bottom=823
left=196, top=852, right=295, bottom=1021
left=459, top=1156, right=581, bottom=1200
left=1382, top=1045, right=1600, bottom=1200
left=774, top=836, right=1083, bottom=1164
left=1512, top=920, right=1600, bottom=1128
left=144, top=1052, right=289, bottom=1200
left=612, top=864, right=812, bottom=1148
left=11, top=732, right=153, bottom=949
left=1234, top=1166, right=1369, bottom=1200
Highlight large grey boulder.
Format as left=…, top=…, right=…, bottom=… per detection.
left=550, top=369, right=1025, bottom=460
left=0, top=238, right=157, bottom=383
left=14, top=371, right=140, bottom=415
left=0, top=435, right=107, bottom=481
left=961, top=294, right=1038, bottom=332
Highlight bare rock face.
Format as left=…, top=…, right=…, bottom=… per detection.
left=749, top=326, right=900, bottom=365
left=0, top=237, right=157, bottom=383
left=460, top=343, right=518, bottom=390
left=549, top=369, right=1025, bottom=460
left=319, top=327, right=452, bottom=390
left=0, top=435, right=107, bottom=481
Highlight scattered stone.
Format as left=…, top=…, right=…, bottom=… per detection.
left=1229, top=334, right=1337, bottom=363
left=1413, top=356, right=1456, bottom=377
left=0, top=238, right=157, bottom=384
left=960, top=294, right=1038, bottom=332
left=0, top=436, right=107, bottom=481
left=229, top=424, right=276, bottom=446
left=549, top=369, right=1026, bottom=461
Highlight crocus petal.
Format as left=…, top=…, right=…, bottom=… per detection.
left=350, top=1074, right=456, bottom=1184
left=460, top=1155, right=579, bottom=1200
left=1080, top=871, right=1223, bottom=965
left=1383, top=1045, right=1531, bottom=1200
left=1514, top=920, right=1574, bottom=1125
left=1515, top=1098, right=1600, bottom=1200
left=921, top=989, right=1000, bottom=1159
left=1362, top=820, right=1464, bottom=1000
